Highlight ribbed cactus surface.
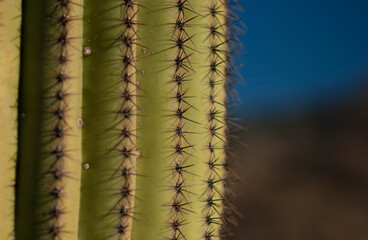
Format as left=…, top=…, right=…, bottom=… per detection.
left=0, top=0, right=240, bottom=239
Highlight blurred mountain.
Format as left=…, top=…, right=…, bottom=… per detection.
left=231, top=86, right=368, bottom=240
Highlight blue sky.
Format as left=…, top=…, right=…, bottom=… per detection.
left=237, top=0, right=368, bottom=121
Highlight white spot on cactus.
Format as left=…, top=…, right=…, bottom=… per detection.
left=83, top=163, right=90, bottom=170
left=78, top=118, right=85, bottom=128
left=83, top=46, right=92, bottom=56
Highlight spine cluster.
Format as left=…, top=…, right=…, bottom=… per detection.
left=114, top=0, right=138, bottom=238
left=39, top=1, right=77, bottom=238
left=167, top=1, right=198, bottom=239
left=202, top=0, right=230, bottom=239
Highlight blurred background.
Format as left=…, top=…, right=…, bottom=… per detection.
left=231, top=0, right=368, bottom=239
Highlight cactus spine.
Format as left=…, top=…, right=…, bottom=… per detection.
left=0, top=0, right=239, bottom=239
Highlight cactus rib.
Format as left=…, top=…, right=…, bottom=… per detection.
left=15, top=1, right=83, bottom=239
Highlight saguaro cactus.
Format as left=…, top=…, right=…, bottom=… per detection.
left=0, top=0, right=241, bottom=239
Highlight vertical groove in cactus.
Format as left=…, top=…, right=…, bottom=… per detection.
left=1, top=0, right=240, bottom=239
left=131, top=0, right=174, bottom=238
left=79, top=0, right=138, bottom=239
left=0, top=1, right=21, bottom=239
left=15, top=0, right=83, bottom=239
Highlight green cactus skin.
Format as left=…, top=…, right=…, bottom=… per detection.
left=0, top=0, right=238, bottom=239
left=0, top=1, right=21, bottom=239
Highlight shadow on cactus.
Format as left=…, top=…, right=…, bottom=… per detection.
left=0, top=0, right=243, bottom=239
